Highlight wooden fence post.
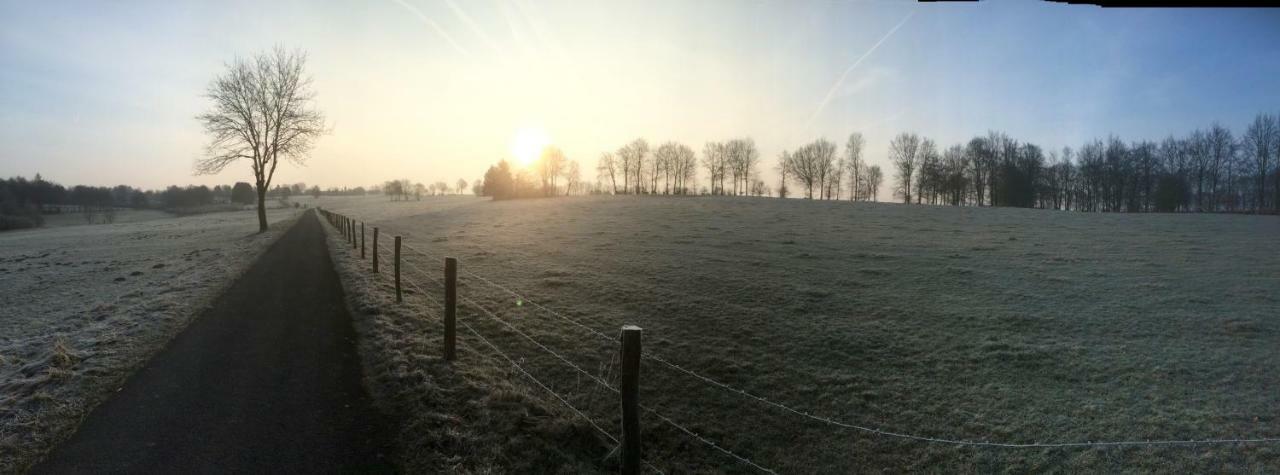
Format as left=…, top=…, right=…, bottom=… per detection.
left=394, top=236, right=402, bottom=303
left=351, top=220, right=357, bottom=249
left=361, top=222, right=366, bottom=259
left=444, top=257, right=457, bottom=361
left=620, top=325, right=642, bottom=475
left=372, top=228, right=380, bottom=273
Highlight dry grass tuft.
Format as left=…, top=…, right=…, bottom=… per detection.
left=50, top=338, right=76, bottom=370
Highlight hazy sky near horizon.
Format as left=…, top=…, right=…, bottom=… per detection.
left=2, top=1, right=1278, bottom=197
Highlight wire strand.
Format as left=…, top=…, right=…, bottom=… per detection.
left=459, top=319, right=619, bottom=445
left=330, top=210, right=1280, bottom=450
left=459, top=296, right=617, bottom=393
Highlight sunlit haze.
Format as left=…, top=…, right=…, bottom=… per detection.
left=2, top=1, right=1278, bottom=197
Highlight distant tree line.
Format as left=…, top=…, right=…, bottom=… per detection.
left=477, top=148, right=585, bottom=199
left=778, top=135, right=885, bottom=201
left=466, top=112, right=1278, bottom=214
left=875, top=114, right=1280, bottom=213
left=0, top=175, right=315, bottom=231
left=379, top=179, right=470, bottom=201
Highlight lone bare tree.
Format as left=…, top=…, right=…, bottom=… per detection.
left=845, top=132, right=864, bottom=201
left=196, top=47, right=326, bottom=232
left=889, top=132, right=921, bottom=203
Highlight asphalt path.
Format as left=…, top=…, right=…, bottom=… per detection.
left=34, top=210, right=393, bottom=474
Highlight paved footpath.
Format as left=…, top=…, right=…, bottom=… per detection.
left=35, top=210, right=394, bottom=474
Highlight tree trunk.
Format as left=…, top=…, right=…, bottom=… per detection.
left=256, top=188, right=268, bottom=232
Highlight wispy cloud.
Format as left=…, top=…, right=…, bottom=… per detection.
left=389, top=0, right=471, bottom=56
left=804, top=9, right=915, bottom=129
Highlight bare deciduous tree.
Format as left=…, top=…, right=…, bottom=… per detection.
left=1242, top=113, right=1277, bottom=211
left=538, top=146, right=567, bottom=196
left=597, top=152, right=619, bottom=194
left=196, top=47, right=326, bottom=232
left=617, top=139, right=649, bottom=194
left=561, top=160, right=581, bottom=196
left=845, top=133, right=864, bottom=201
left=702, top=142, right=727, bottom=195
left=784, top=139, right=836, bottom=199
left=889, top=132, right=921, bottom=203
left=866, top=165, right=883, bottom=201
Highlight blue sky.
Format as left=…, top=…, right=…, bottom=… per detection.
left=2, top=0, right=1278, bottom=196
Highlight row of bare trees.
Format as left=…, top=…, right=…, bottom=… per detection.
left=472, top=115, right=1277, bottom=213
left=886, top=112, right=1280, bottom=212
left=382, top=179, right=470, bottom=201
left=778, top=134, right=884, bottom=201
left=533, top=147, right=583, bottom=197
left=480, top=150, right=584, bottom=200
left=595, top=138, right=759, bottom=196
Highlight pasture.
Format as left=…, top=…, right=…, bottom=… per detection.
left=311, top=194, right=1280, bottom=473
left=0, top=208, right=299, bottom=472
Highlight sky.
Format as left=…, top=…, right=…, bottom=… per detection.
left=2, top=0, right=1279, bottom=199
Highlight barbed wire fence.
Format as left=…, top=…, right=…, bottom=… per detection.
left=317, top=208, right=1280, bottom=473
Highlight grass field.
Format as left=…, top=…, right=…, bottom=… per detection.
left=0, top=208, right=299, bottom=473
left=312, top=194, right=1279, bottom=473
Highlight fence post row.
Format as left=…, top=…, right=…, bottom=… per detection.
left=620, top=325, right=642, bottom=475
left=444, top=257, right=457, bottom=362
left=394, top=236, right=402, bottom=303
left=325, top=213, right=647, bottom=473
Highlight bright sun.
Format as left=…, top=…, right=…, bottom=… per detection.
left=510, top=127, right=551, bottom=166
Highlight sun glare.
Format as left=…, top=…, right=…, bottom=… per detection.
left=510, top=127, right=550, bottom=167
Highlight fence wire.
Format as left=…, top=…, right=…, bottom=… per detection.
left=320, top=210, right=1280, bottom=465
left=458, top=294, right=775, bottom=473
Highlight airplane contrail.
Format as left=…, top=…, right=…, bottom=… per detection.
left=444, top=0, right=504, bottom=55
left=805, top=9, right=916, bottom=128
left=389, top=0, right=471, bottom=56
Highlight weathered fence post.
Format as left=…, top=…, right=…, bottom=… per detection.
left=444, top=257, right=457, bottom=361
left=351, top=220, right=357, bottom=249
left=372, top=228, right=380, bottom=273
left=361, top=222, right=366, bottom=259
left=620, top=325, right=642, bottom=475
left=394, top=236, right=402, bottom=303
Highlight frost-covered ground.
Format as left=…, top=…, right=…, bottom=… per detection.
left=0, top=208, right=300, bottom=473
left=310, top=194, right=1279, bottom=473
left=39, top=208, right=175, bottom=228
